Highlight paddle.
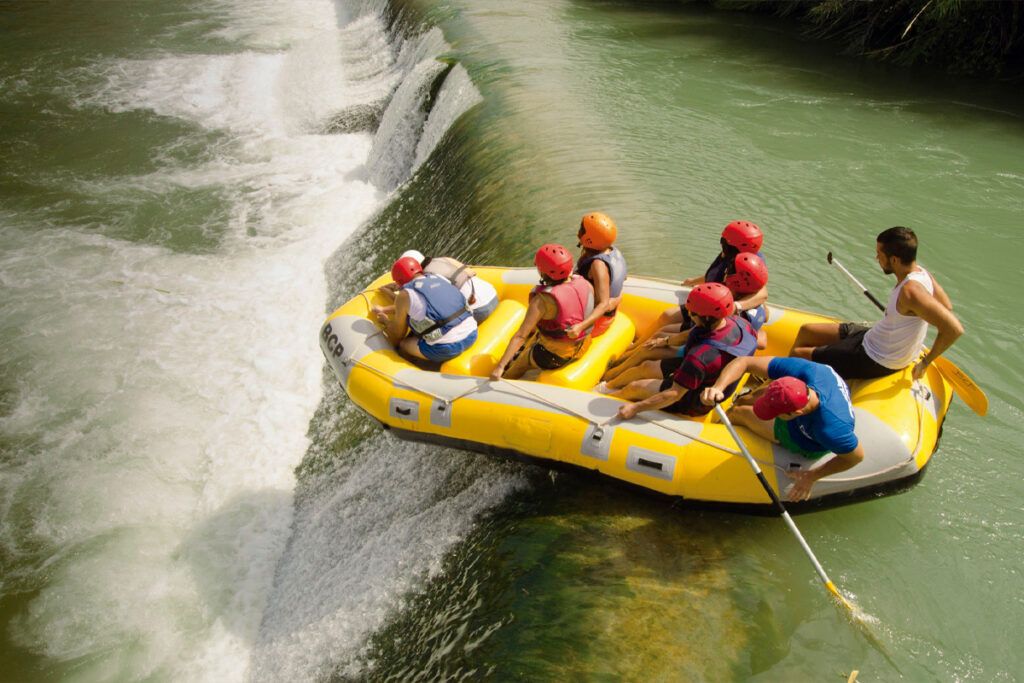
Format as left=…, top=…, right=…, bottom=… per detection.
left=826, top=252, right=988, bottom=416
left=713, top=404, right=856, bottom=611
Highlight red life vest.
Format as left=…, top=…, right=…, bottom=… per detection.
left=532, top=275, right=594, bottom=340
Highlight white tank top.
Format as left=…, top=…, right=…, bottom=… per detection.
left=863, top=267, right=934, bottom=370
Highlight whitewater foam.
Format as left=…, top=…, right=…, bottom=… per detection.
left=1, top=0, right=382, bottom=679
left=2, top=0, right=500, bottom=680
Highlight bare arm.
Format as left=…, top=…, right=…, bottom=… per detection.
left=902, top=281, right=964, bottom=379
left=617, top=383, right=687, bottom=420
left=700, top=355, right=774, bottom=405
left=645, top=327, right=692, bottom=349
left=490, top=295, right=546, bottom=380
left=787, top=443, right=865, bottom=502
left=931, top=276, right=953, bottom=311
left=383, top=291, right=411, bottom=346
left=735, top=284, right=768, bottom=312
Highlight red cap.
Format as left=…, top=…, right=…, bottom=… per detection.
left=753, top=376, right=809, bottom=420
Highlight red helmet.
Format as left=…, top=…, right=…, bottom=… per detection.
left=686, top=282, right=734, bottom=319
left=578, top=212, right=617, bottom=250
left=391, top=255, right=422, bottom=285
left=721, top=220, right=763, bottom=253
left=535, top=243, right=574, bottom=282
left=725, top=252, right=768, bottom=294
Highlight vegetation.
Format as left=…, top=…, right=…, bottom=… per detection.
left=700, top=0, right=1024, bottom=79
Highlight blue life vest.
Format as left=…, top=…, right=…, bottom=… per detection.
left=576, top=247, right=628, bottom=298
left=740, top=304, right=767, bottom=331
left=402, top=274, right=471, bottom=342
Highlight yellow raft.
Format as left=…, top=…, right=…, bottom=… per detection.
left=320, top=267, right=952, bottom=512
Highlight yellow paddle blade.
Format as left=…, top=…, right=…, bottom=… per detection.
left=933, top=356, right=988, bottom=416
left=825, top=581, right=855, bottom=612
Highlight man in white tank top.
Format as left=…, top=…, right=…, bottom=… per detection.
left=790, top=227, right=963, bottom=381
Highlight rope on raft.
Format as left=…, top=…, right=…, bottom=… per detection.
left=337, top=291, right=929, bottom=483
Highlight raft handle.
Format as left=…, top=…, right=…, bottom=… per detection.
left=637, top=457, right=663, bottom=472
left=626, top=447, right=675, bottom=481
left=580, top=423, right=612, bottom=461
left=389, top=397, right=420, bottom=422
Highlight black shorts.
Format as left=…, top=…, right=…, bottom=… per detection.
left=675, top=309, right=696, bottom=333
left=530, top=342, right=574, bottom=370
left=657, top=377, right=708, bottom=416
left=659, top=356, right=685, bottom=377
left=810, top=322, right=897, bottom=380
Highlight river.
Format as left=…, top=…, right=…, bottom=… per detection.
left=1, top=0, right=1021, bottom=680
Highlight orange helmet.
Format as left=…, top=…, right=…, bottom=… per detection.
left=578, top=212, right=618, bottom=250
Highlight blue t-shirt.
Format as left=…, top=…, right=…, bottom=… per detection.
left=767, top=357, right=859, bottom=454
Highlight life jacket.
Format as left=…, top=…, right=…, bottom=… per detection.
left=532, top=274, right=594, bottom=341
left=704, top=250, right=766, bottom=285
left=402, top=274, right=472, bottom=343
left=576, top=247, right=628, bottom=299
left=423, top=256, right=474, bottom=290
left=681, top=315, right=758, bottom=359
left=679, top=315, right=759, bottom=394
left=739, top=304, right=767, bottom=331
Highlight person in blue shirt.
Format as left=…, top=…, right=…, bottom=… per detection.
left=701, top=356, right=865, bottom=502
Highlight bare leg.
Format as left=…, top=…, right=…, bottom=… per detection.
left=604, top=346, right=675, bottom=382
left=790, top=322, right=842, bottom=359
left=606, top=358, right=667, bottom=390
left=727, top=405, right=778, bottom=442
left=398, top=335, right=429, bottom=361
left=618, top=325, right=683, bottom=365
left=627, top=308, right=683, bottom=351
left=502, top=344, right=535, bottom=380
left=608, top=378, right=663, bottom=402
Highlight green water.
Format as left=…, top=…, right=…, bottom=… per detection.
left=2, top=0, right=1022, bottom=679
left=344, top=1, right=1024, bottom=679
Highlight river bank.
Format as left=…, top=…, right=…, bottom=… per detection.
left=696, top=0, right=1024, bottom=79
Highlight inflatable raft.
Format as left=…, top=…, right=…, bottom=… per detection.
left=320, top=267, right=952, bottom=512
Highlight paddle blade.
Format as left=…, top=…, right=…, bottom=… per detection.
left=826, top=580, right=855, bottom=612
left=933, top=356, right=988, bottom=416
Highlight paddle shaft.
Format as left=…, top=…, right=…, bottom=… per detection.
left=827, top=252, right=885, bottom=313
left=713, top=405, right=853, bottom=609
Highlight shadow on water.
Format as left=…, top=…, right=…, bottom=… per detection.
left=569, top=0, right=1024, bottom=127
